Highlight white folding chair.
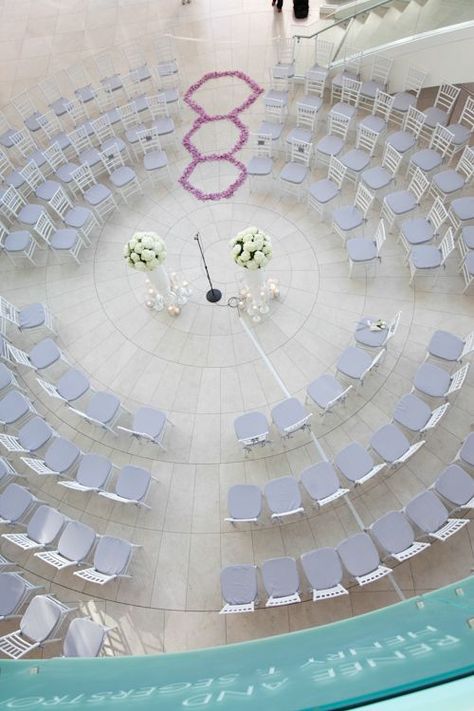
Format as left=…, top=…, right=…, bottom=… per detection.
left=330, top=46, right=362, bottom=104
left=308, top=156, right=346, bottom=219
left=99, top=146, right=142, bottom=205
left=136, top=127, right=170, bottom=185
left=381, top=167, right=430, bottom=233
left=66, top=64, right=97, bottom=105
left=337, top=533, right=391, bottom=587
left=42, top=142, right=81, bottom=196
left=298, top=69, right=325, bottom=116
left=314, top=111, right=350, bottom=166
left=385, top=105, right=426, bottom=158
left=73, top=536, right=140, bottom=585
left=98, top=465, right=153, bottom=508
left=278, top=139, right=312, bottom=200
left=90, top=114, right=128, bottom=159
left=257, top=100, right=286, bottom=147
left=391, top=65, right=428, bottom=126
left=263, top=69, right=290, bottom=113
left=219, top=565, right=258, bottom=614
left=309, top=37, right=334, bottom=80
left=405, top=490, right=468, bottom=542
left=94, top=51, right=123, bottom=94
left=336, top=346, right=385, bottom=388
left=446, top=95, right=474, bottom=158
left=117, top=406, right=169, bottom=450
left=286, top=103, right=319, bottom=157
left=430, top=145, right=474, bottom=203
left=0, top=296, right=55, bottom=334
left=0, top=595, right=72, bottom=659
left=359, top=54, right=393, bottom=111
left=246, top=133, right=274, bottom=192
left=34, top=520, right=96, bottom=570
left=19, top=160, right=61, bottom=203
left=359, top=89, right=394, bottom=140
left=361, top=143, right=403, bottom=198
left=420, top=82, right=461, bottom=140
left=408, top=227, right=455, bottom=285
left=399, top=196, right=448, bottom=256
left=329, top=76, right=361, bottom=124
left=37, top=110, right=72, bottom=153
left=273, top=36, right=296, bottom=80
left=331, top=182, right=374, bottom=241
left=340, top=123, right=378, bottom=183
left=346, top=218, right=386, bottom=277
left=70, top=164, right=118, bottom=222
left=407, top=124, right=454, bottom=180
left=0, top=218, right=38, bottom=266
left=11, top=91, right=44, bottom=133
left=48, top=186, right=99, bottom=246
left=301, top=548, right=348, bottom=601
left=146, top=93, right=177, bottom=148
left=34, top=211, right=85, bottom=264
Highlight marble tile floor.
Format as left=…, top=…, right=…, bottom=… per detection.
left=0, top=0, right=473, bottom=656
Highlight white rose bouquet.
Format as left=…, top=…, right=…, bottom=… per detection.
left=123, top=232, right=167, bottom=272
left=230, top=227, right=272, bottom=271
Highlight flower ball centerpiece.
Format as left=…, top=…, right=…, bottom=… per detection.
left=230, top=226, right=272, bottom=271
left=123, top=232, right=167, bottom=272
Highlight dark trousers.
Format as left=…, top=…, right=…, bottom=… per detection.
left=277, top=0, right=283, bottom=7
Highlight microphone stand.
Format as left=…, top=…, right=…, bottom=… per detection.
left=194, top=232, right=222, bottom=303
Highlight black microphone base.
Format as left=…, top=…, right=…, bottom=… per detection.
left=206, top=288, right=222, bottom=303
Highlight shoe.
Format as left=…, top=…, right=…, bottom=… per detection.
left=272, top=0, right=276, bottom=5
left=278, top=6, right=282, bottom=11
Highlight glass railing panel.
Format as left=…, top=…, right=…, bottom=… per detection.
left=1, top=577, right=473, bottom=710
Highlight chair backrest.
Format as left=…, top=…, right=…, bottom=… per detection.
left=39, top=76, right=61, bottom=105
left=385, top=311, right=402, bottom=343
left=156, top=34, right=176, bottom=63
left=456, top=145, right=474, bottom=183
left=11, top=91, right=36, bottom=121
left=328, top=111, right=351, bottom=139
left=461, top=331, right=474, bottom=358
left=118, top=101, right=140, bottom=130
left=43, top=142, right=67, bottom=172
left=252, top=133, right=272, bottom=158
left=296, top=102, right=318, bottom=130
left=408, top=167, right=430, bottom=203
left=37, top=111, right=62, bottom=142
left=124, top=44, right=147, bottom=71
left=374, top=219, right=386, bottom=254
left=0, top=186, right=25, bottom=220
left=361, top=347, right=385, bottom=380
left=58, top=520, right=96, bottom=561
left=402, top=105, right=426, bottom=137
left=355, top=124, right=378, bottom=156
left=0, top=147, right=13, bottom=176
left=276, top=36, right=295, bottom=65
left=146, top=92, right=169, bottom=120
left=0, top=483, right=35, bottom=521
left=422, top=402, right=450, bottom=432
left=94, top=86, right=116, bottom=113
left=91, top=114, right=114, bottom=143
left=49, top=186, right=72, bottom=220
left=304, top=70, right=326, bottom=98
left=434, top=82, right=460, bottom=113
left=369, top=54, right=393, bottom=85
left=327, top=156, right=347, bottom=188
left=69, top=125, right=93, bottom=155
left=341, top=46, right=361, bottom=76
left=64, top=98, right=90, bottom=126
left=269, top=69, right=290, bottom=92
left=264, top=99, right=286, bottom=123
left=446, top=363, right=470, bottom=396
left=314, top=37, right=334, bottom=68
left=20, top=595, right=69, bottom=643
left=123, top=69, right=143, bottom=99
left=382, top=143, right=403, bottom=177
left=0, top=296, right=18, bottom=325
left=354, top=183, right=374, bottom=216
left=290, top=139, right=312, bottom=166
left=427, top=196, right=448, bottom=233
left=36, top=376, right=62, bottom=401
left=340, top=77, right=361, bottom=107
left=67, top=63, right=92, bottom=89
left=457, top=95, right=474, bottom=131
left=99, top=145, right=126, bottom=175
left=94, top=51, right=117, bottom=80
left=404, top=64, right=428, bottom=96
left=372, top=89, right=394, bottom=122
left=71, top=163, right=96, bottom=193
left=405, top=490, right=448, bottom=533
left=10, top=129, right=37, bottom=159
left=429, top=124, right=454, bottom=157
left=33, top=211, right=55, bottom=246
left=19, top=160, right=44, bottom=191
left=439, top=227, right=455, bottom=265
left=136, top=127, right=162, bottom=155
left=0, top=112, right=13, bottom=136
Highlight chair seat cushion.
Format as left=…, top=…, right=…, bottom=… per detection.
left=234, top=411, right=269, bottom=442
left=370, top=424, right=408, bottom=463
left=79, top=148, right=101, bottom=167
left=414, top=362, right=451, bottom=397
left=0, top=363, right=13, bottom=390
left=451, top=197, right=474, bottom=221
left=428, top=330, right=464, bottom=361
left=135, top=63, right=153, bottom=81
left=316, top=135, right=344, bottom=157
left=459, top=433, right=474, bottom=467
left=464, top=250, right=474, bottom=276
left=461, top=226, right=474, bottom=250
left=410, top=244, right=441, bottom=269
left=332, top=205, right=363, bottom=231
left=308, top=178, right=338, bottom=204
left=228, top=484, right=262, bottom=520
left=392, top=92, right=416, bottom=112
left=19, top=303, right=46, bottom=329
left=117, top=465, right=150, bottom=501
left=307, top=374, right=343, bottom=408
left=330, top=102, right=357, bottom=120
left=49, top=131, right=71, bottom=151
left=221, top=564, right=257, bottom=606
left=433, top=169, right=465, bottom=195
left=410, top=148, right=443, bottom=172
left=50, top=96, right=72, bottom=117
left=125, top=124, right=146, bottom=143
left=258, top=120, right=283, bottom=141
left=336, top=346, right=371, bottom=379
left=271, top=398, right=308, bottom=434
left=101, top=74, right=123, bottom=92
left=75, top=85, right=96, bottom=103
left=131, top=94, right=148, bottom=114
left=4, top=231, right=33, bottom=253
left=6, top=170, right=25, bottom=189
left=56, top=162, right=80, bottom=183
left=31, top=150, right=47, bottom=169
left=84, top=184, right=112, bottom=206
left=64, top=206, right=93, bottom=229
left=447, top=122, right=471, bottom=146
left=359, top=114, right=386, bottom=134
left=163, top=87, right=179, bottom=104
left=247, top=156, right=273, bottom=176
left=36, top=179, right=61, bottom=201
left=29, top=338, right=61, bottom=369
left=287, top=127, right=312, bottom=145
left=45, top=438, right=80, bottom=472
left=301, top=463, right=340, bottom=501
left=400, top=217, right=434, bottom=245
left=110, top=166, right=136, bottom=187
left=57, top=369, right=89, bottom=402
left=18, top=417, right=53, bottom=451
left=279, top=162, right=308, bottom=184
left=332, top=71, right=358, bottom=88
left=77, top=454, right=111, bottom=489
left=273, top=62, right=295, bottom=80
left=95, top=537, right=130, bottom=575
left=144, top=150, right=168, bottom=171
left=354, top=317, right=389, bottom=348
left=335, top=442, right=373, bottom=481
left=157, top=60, right=178, bottom=77
left=87, top=392, right=120, bottom=424
left=387, top=130, right=416, bottom=153
left=133, top=407, right=166, bottom=440
left=104, top=108, right=121, bottom=125
left=346, top=237, right=377, bottom=262
left=19, top=204, right=43, bottom=226
left=393, top=393, right=431, bottom=431
left=384, top=190, right=417, bottom=215
left=0, top=391, right=29, bottom=424
left=424, top=106, right=448, bottom=128
left=264, top=89, right=289, bottom=108
left=151, top=117, right=175, bottom=136
left=362, top=166, right=391, bottom=191
left=24, top=111, right=44, bottom=132
left=435, top=464, right=474, bottom=506
left=0, top=128, right=17, bottom=148
left=51, top=229, right=80, bottom=250
left=341, top=148, right=370, bottom=172
left=297, top=95, right=323, bottom=112
left=101, top=137, right=126, bottom=155
left=360, top=79, right=385, bottom=98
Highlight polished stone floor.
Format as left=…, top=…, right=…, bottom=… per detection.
left=0, top=0, right=473, bottom=656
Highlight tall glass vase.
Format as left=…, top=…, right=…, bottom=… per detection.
left=148, top=264, right=172, bottom=299
left=242, top=267, right=270, bottom=321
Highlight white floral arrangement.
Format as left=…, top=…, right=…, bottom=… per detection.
left=230, top=227, right=272, bottom=271
left=123, top=232, right=167, bottom=272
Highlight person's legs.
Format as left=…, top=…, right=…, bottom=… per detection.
left=277, top=0, right=283, bottom=9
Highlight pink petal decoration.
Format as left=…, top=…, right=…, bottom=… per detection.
left=179, top=70, right=263, bottom=202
